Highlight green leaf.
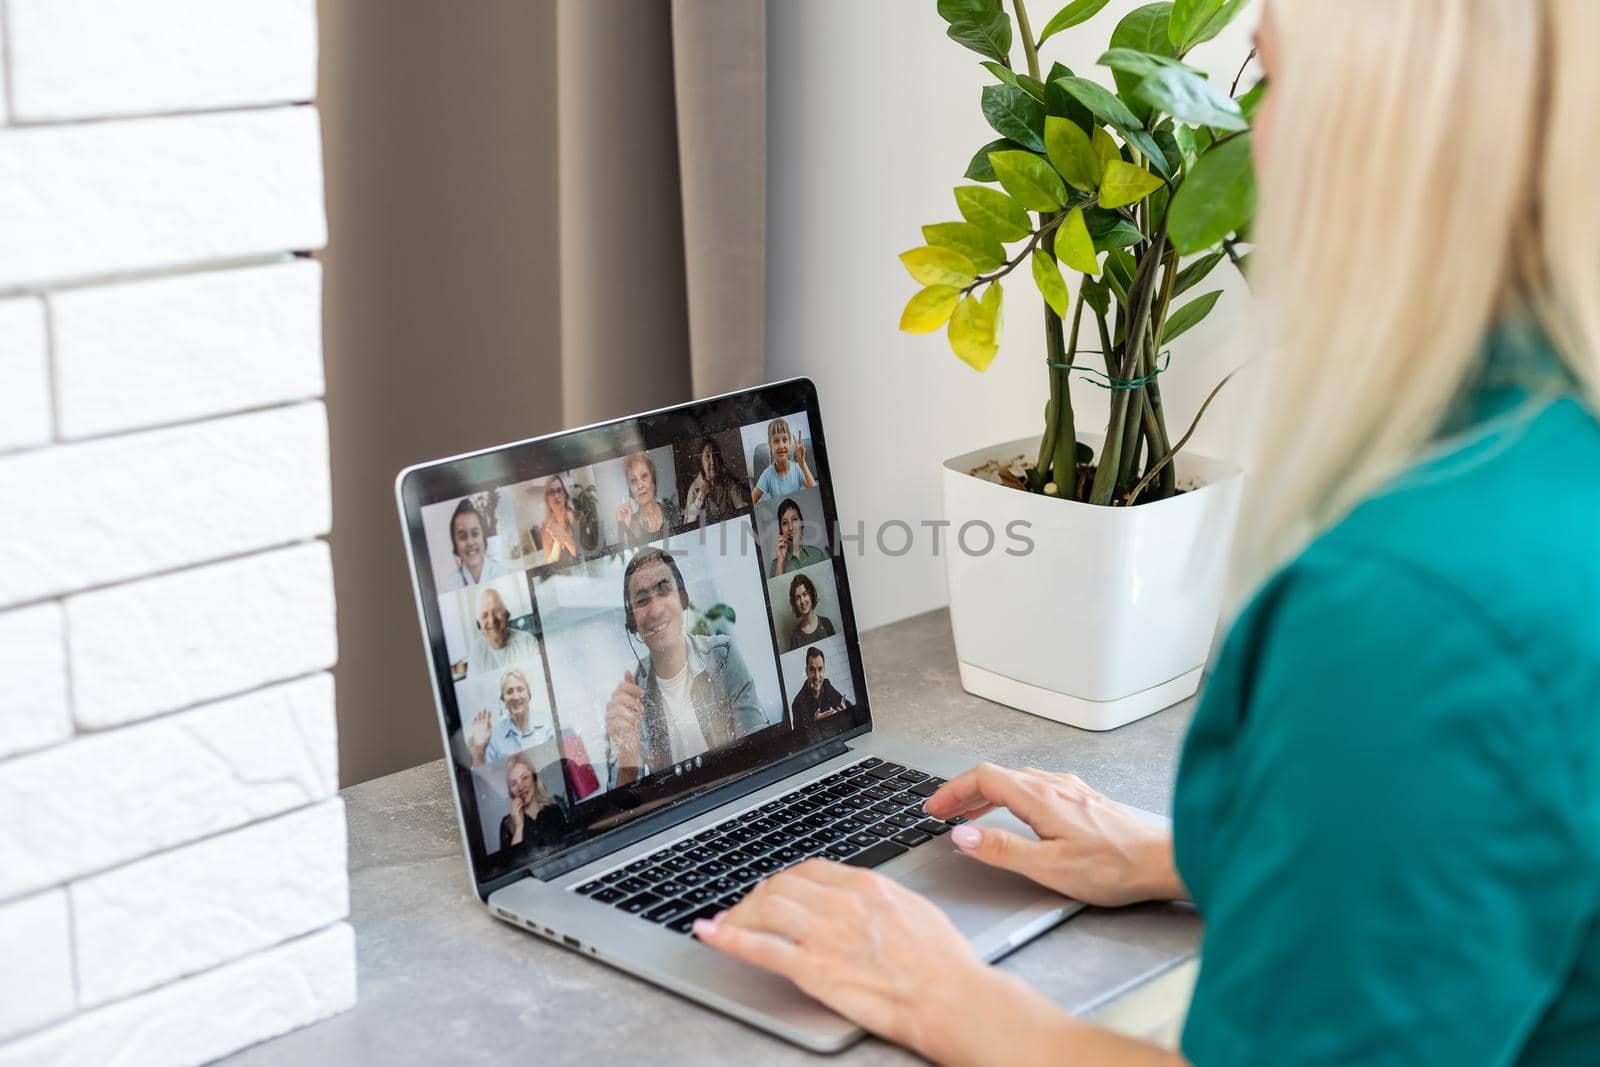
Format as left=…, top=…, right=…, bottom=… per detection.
left=1172, top=123, right=1214, bottom=169
left=1189, top=0, right=1250, bottom=47
left=980, top=60, right=1021, bottom=89
left=1111, top=2, right=1177, bottom=55
left=981, top=63, right=1048, bottom=104
left=989, top=151, right=1067, bottom=211
left=1160, top=288, right=1222, bottom=344
left=1080, top=275, right=1111, bottom=316
left=1054, top=77, right=1171, bottom=178
left=1044, top=116, right=1101, bottom=191
left=1167, top=134, right=1256, bottom=253
left=1173, top=250, right=1224, bottom=296
left=1037, top=0, right=1113, bottom=44
left=1096, top=47, right=1193, bottom=83
left=1099, top=159, right=1164, bottom=208
left=1017, top=74, right=1050, bottom=102
left=1054, top=206, right=1100, bottom=275
left=1046, top=61, right=1074, bottom=83
left=948, top=285, right=1003, bottom=371
left=955, top=185, right=1033, bottom=242
left=1135, top=66, right=1247, bottom=130
left=923, top=221, right=1006, bottom=272
left=981, top=85, right=1046, bottom=152
left=1105, top=248, right=1136, bottom=302
left=938, top=0, right=1000, bottom=23
left=1168, top=0, right=1223, bottom=49
left=900, top=285, right=962, bottom=333
left=947, top=11, right=1013, bottom=65
left=1236, top=78, right=1267, bottom=122
left=1093, top=125, right=1122, bottom=168
left=1031, top=249, right=1071, bottom=317
left=1084, top=207, right=1142, bottom=251
left=900, top=245, right=978, bottom=287
left=1108, top=2, right=1175, bottom=118
left=964, top=137, right=1025, bottom=182
left=1076, top=440, right=1095, bottom=465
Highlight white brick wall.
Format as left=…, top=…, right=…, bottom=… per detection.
left=6, top=0, right=317, bottom=123
left=0, top=298, right=51, bottom=450
left=52, top=260, right=324, bottom=439
left=0, top=3, right=353, bottom=1059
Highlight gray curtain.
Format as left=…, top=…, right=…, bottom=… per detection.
left=320, top=0, right=766, bottom=785
left=557, top=0, right=766, bottom=423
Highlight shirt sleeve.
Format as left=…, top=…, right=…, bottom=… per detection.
left=1180, top=546, right=1593, bottom=1067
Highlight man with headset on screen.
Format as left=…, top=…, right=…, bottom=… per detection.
left=604, top=547, right=767, bottom=788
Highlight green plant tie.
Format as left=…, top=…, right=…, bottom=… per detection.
left=1044, top=349, right=1173, bottom=391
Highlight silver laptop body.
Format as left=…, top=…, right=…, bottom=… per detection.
left=396, top=379, right=1083, bottom=1053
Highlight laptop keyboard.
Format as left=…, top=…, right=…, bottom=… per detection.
left=569, top=757, right=960, bottom=934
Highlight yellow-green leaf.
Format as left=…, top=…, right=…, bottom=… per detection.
left=988, top=151, right=1066, bottom=212
left=1056, top=206, right=1100, bottom=275
left=948, top=285, right=1003, bottom=371
left=1093, top=125, right=1121, bottom=169
left=900, top=285, right=961, bottom=333
left=954, top=186, right=1032, bottom=242
left=1043, top=116, right=1100, bottom=193
left=899, top=245, right=977, bottom=287
left=921, top=221, right=1005, bottom=272
left=1099, top=159, right=1164, bottom=209
left=1031, top=249, right=1070, bottom=317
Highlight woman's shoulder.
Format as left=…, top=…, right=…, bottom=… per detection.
left=1312, top=394, right=1600, bottom=710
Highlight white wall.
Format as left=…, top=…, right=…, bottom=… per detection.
left=766, top=0, right=1260, bottom=630
left=0, top=1, right=354, bottom=1061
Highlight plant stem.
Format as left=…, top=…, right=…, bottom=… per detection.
left=1126, top=368, right=1239, bottom=504
left=1091, top=241, right=1165, bottom=505
left=1052, top=289, right=1084, bottom=490
left=960, top=207, right=1079, bottom=295
left=1011, top=0, right=1042, bottom=80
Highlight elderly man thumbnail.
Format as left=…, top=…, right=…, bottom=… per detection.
left=466, top=586, right=540, bottom=676
left=604, top=548, right=767, bottom=787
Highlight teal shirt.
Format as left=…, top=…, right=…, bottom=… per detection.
left=1174, top=329, right=1600, bottom=1065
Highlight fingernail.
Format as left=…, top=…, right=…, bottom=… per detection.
left=951, top=825, right=981, bottom=850
left=692, top=918, right=719, bottom=936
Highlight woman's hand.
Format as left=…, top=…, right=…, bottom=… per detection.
left=615, top=501, right=632, bottom=524
left=923, top=764, right=1185, bottom=907
left=694, top=860, right=995, bottom=1061
left=507, top=795, right=526, bottom=844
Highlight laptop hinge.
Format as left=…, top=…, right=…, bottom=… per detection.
left=518, top=738, right=854, bottom=885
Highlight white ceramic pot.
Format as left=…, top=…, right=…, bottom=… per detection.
left=941, top=432, right=1244, bottom=730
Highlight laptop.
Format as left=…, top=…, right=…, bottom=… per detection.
left=395, top=378, right=1084, bottom=1052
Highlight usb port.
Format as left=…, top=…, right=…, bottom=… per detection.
left=562, top=935, right=580, bottom=949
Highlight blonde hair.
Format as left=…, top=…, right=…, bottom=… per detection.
left=505, top=753, right=553, bottom=808
left=1233, top=0, right=1600, bottom=600
left=622, top=451, right=658, bottom=493
left=498, top=667, right=530, bottom=702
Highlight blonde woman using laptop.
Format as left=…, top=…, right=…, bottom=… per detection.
left=696, top=3, right=1600, bottom=1064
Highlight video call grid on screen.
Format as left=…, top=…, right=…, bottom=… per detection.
left=399, top=381, right=872, bottom=888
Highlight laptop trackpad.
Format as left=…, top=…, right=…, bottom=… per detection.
left=897, top=846, right=1070, bottom=940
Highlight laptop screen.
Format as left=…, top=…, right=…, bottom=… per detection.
left=396, top=379, right=871, bottom=889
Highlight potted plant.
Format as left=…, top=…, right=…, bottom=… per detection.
left=903, top=0, right=1260, bottom=729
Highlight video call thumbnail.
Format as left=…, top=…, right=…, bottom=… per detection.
left=417, top=408, right=850, bottom=863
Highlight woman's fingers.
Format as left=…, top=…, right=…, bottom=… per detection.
left=923, top=763, right=1049, bottom=826
left=948, top=823, right=1052, bottom=885
left=694, top=917, right=806, bottom=978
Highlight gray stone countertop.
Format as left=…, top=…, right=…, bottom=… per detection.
left=227, top=609, right=1201, bottom=1064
